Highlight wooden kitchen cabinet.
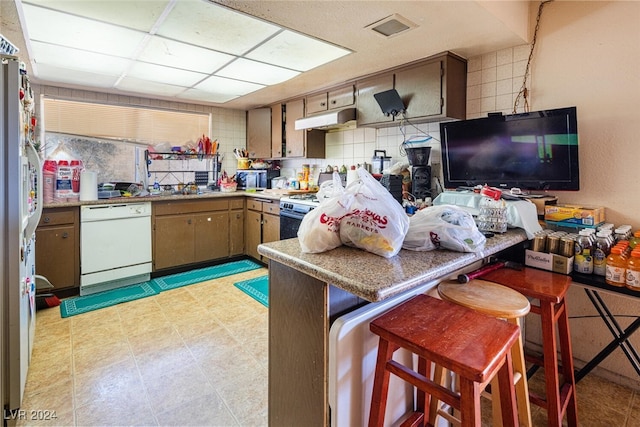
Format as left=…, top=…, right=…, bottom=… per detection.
left=153, top=198, right=238, bottom=271
left=247, top=107, right=272, bottom=158
left=229, top=199, right=245, bottom=256
left=284, top=98, right=325, bottom=158
left=305, top=85, right=355, bottom=115
left=356, top=51, right=466, bottom=128
left=356, top=73, right=395, bottom=127
left=35, top=207, right=80, bottom=292
left=246, top=198, right=280, bottom=262
left=271, top=103, right=284, bottom=158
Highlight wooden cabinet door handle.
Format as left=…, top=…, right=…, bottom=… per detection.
left=43, top=217, right=50, bottom=223
left=187, top=219, right=192, bottom=225
left=61, top=232, right=69, bottom=239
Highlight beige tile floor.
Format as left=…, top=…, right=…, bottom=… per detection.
left=17, top=266, right=640, bottom=426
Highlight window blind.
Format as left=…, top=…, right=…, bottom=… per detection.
left=43, top=98, right=210, bottom=146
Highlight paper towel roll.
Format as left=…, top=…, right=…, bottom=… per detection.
left=346, top=169, right=359, bottom=187
left=79, top=171, right=98, bottom=201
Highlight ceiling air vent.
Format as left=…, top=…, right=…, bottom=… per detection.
left=366, top=14, right=417, bottom=38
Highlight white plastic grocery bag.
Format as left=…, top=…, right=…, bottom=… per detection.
left=298, top=172, right=354, bottom=253
left=339, top=167, right=409, bottom=258
left=402, top=204, right=486, bottom=253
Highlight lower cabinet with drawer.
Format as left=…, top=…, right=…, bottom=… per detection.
left=153, top=198, right=244, bottom=271
left=246, top=198, right=280, bottom=262
left=35, top=206, right=80, bottom=292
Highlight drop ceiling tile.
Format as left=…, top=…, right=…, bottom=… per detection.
left=30, top=41, right=131, bottom=76
left=116, top=76, right=186, bottom=97
left=22, top=0, right=171, bottom=32
left=22, top=4, right=146, bottom=58
left=195, top=75, right=264, bottom=97
left=246, top=30, right=350, bottom=72
left=156, top=0, right=280, bottom=56
left=33, top=64, right=119, bottom=88
left=137, top=36, right=234, bottom=74
left=216, top=58, right=299, bottom=85
left=127, top=61, right=207, bottom=87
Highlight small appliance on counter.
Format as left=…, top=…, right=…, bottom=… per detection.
left=372, top=150, right=392, bottom=174
left=236, top=169, right=280, bottom=190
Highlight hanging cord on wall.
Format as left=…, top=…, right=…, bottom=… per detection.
left=513, top=0, right=554, bottom=114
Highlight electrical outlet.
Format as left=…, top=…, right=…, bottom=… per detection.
left=430, top=162, right=441, bottom=179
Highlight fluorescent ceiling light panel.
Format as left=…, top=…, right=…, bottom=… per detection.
left=116, top=76, right=186, bottom=97
left=23, top=0, right=171, bottom=32
left=177, top=88, right=240, bottom=104
left=138, top=36, right=234, bottom=74
left=22, top=4, right=146, bottom=57
left=247, top=30, right=350, bottom=72
left=217, top=58, right=300, bottom=86
left=30, top=41, right=131, bottom=76
left=196, top=75, right=264, bottom=97
left=18, top=0, right=353, bottom=104
left=35, top=64, right=119, bottom=88
left=127, top=62, right=207, bottom=87
left=157, top=0, right=280, bottom=56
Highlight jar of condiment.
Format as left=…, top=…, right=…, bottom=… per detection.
left=574, top=229, right=593, bottom=274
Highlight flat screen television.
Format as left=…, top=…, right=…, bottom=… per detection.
left=439, top=106, right=580, bottom=192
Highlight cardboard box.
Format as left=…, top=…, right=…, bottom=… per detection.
left=544, top=204, right=605, bottom=227
left=525, top=249, right=574, bottom=275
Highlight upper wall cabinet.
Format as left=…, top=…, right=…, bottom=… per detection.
left=356, top=52, right=467, bottom=128
left=305, top=85, right=355, bottom=116
left=285, top=98, right=325, bottom=158
left=247, top=107, right=272, bottom=158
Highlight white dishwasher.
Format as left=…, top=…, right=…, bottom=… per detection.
left=80, top=202, right=152, bottom=295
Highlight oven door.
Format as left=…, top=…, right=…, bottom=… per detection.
left=279, top=210, right=305, bottom=240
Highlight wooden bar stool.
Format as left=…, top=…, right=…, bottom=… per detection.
left=368, top=294, right=520, bottom=427
left=481, top=267, right=578, bottom=427
left=438, top=279, right=533, bottom=427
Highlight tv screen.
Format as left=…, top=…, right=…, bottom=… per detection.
left=439, top=106, right=579, bottom=192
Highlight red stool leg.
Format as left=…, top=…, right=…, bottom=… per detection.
left=557, top=300, right=578, bottom=426
left=369, top=337, right=397, bottom=427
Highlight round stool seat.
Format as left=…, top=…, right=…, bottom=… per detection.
left=438, top=279, right=530, bottom=319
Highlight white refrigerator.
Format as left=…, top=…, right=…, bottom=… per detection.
left=1, top=53, right=42, bottom=416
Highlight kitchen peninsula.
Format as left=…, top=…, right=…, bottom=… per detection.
left=258, top=229, right=528, bottom=426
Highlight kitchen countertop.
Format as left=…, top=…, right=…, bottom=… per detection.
left=43, top=190, right=282, bottom=208
left=258, top=228, right=528, bottom=302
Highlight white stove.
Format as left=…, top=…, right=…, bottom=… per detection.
left=279, top=194, right=320, bottom=214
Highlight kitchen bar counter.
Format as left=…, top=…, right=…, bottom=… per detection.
left=43, top=190, right=282, bottom=208
left=258, top=229, right=528, bottom=426
left=258, top=228, right=528, bottom=302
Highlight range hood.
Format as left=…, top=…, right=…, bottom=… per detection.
left=294, top=108, right=357, bottom=130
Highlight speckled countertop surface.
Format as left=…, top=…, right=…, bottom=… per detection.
left=258, top=229, right=528, bottom=302
left=43, top=190, right=282, bottom=208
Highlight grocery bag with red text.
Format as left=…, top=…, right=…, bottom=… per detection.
left=298, top=172, right=354, bottom=253
left=339, top=167, right=409, bottom=258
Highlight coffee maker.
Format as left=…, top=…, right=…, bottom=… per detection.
left=405, top=146, right=432, bottom=200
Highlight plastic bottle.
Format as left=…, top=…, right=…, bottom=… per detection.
left=625, top=249, right=640, bottom=291
left=42, top=159, right=57, bottom=204
left=605, top=246, right=627, bottom=287
left=574, top=229, right=593, bottom=274
left=629, top=230, right=640, bottom=250
left=592, top=230, right=611, bottom=276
